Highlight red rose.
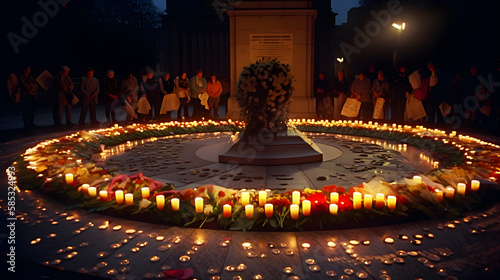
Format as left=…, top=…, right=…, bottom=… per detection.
left=218, top=191, right=225, bottom=198
left=307, top=193, right=328, bottom=215
left=337, top=194, right=353, bottom=211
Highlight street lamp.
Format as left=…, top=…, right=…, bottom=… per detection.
left=392, top=22, right=405, bottom=69
left=337, top=57, right=344, bottom=71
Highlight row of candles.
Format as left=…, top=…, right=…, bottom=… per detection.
left=73, top=175, right=480, bottom=219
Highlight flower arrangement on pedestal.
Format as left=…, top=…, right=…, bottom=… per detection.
left=235, top=59, right=294, bottom=138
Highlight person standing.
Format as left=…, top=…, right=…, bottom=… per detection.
left=55, top=66, right=74, bottom=126
left=175, top=72, right=190, bottom=119
left=144, top=70, right=165, bottom=121
left=332, top=70, right=349, bottom=120
left=463, top=66, right=481, bottom=126
left=390, top=64, right=411, bottom=123
left=79, top=67, right=100, bottom=125
left=102, top=69, right=120, bottom=123
left=121, top=72, right=139, bottom=122
left=426, top=61, right=446, bottom=125
left=160, top=73, right=175, bottom=121
left=372, top=70, right=391, bottom=120
left=350, top=73, right=372, bottom=121
left=190, top=70, right=207, bottom=120
left=313, top=72, right=333, bottom=119
left=206, top=74, right=223, bottom=119
left=18, top=66, right=38, bottom=128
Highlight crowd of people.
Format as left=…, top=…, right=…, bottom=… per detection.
left=7, top=67, right=224, bottom=128
left=314, top=61, right=500, bottom=130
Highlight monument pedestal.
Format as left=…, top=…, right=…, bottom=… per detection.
left=219, top=127, right=323, bottom=165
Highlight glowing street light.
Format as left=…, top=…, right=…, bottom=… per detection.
left=336, top=57, right=344, bottom=63
left=392, top=22, right=405, bottom=30
left=392, top=22, right=406, bottom=69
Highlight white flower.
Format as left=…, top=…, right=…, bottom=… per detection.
left=204, top=204, right=213, bottom=215
left=138, top=199, right=151, bottom=210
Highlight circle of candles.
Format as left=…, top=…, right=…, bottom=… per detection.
left=245, top=204, right=254, bottom=219
left=329, top=203, right=338, bottom=215
left=125, top=193, right=134, bottom=205
left=65, top=173, right=74, bottom=184
left=171, top=198, right=180, bottom=211
left=81, top=184, right=90, bottom=194
left=99, top=190, right=108, bottom=200
left=330, top=192, right=339, bottom=204
left=413, top=175, right=422, bottom=184
left=302, top=200, right=311, bottom=216
left=292, top=191, right=300, bottom=205
left=241, top=192, right=250, bottom=206
left=435, top=190, right=444, bottom=202
left=156, top=195, right=165, bottom=210
left=353, top=192, right=362, bottom=209
left=387, top=195, right=397, bottom=210
left=363, top=194, right=372, bottom=209
left=375, top=193, right=385, bottom=208
left=88, top=187, right=97, bottom=197
left=290, top=204, right=299, bottom=220
left=223, top=204, right=232, bottom=218
left=264, top=203, right=273, bottom=218
left=258, top=191, right=266, bottom=206
left=445, top=187, right=455, bottom=199
left=115, top=190, right=124, bottom=204
left=471, top=180, right=480, bottom=191
left=141, top=187, right=150, bottom=199
left=195, top=197, right=203, bottom=213
left=457, top=183, right=466, bottom=195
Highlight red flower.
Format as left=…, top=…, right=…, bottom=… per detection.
left=337, top=194, right=353, bottom=211
left=426, top=185, right=435, bottom=192
left=270, top=197, right=291, bottom=213
left=396, top=195, right=408, bottom=205
left=181, top=189, right=195, bottom=201
left=322, top=185, right=337, bottom=193
left=336, top=187, right=346, bottom=194
left=218, top=191, right=225, bottom=198
left=307, top=193, right=328, bottom=215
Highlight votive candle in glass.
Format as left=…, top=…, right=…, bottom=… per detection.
left=265, top=203, right=273, bottom=218
left=292, top=191, right=300, bottom=205
left=65, top=173, right=74, bottom=184
left=245, top=204, right=254, bottom=219
left=457, top=183, right=466, bottom=195
left=241, top=192, right=250, bottom=206
left=195, top=197, right=203, bottom=213
left=99, top=190, right=108, bottom=200
left=141, top=187, right=150, bottom=199
left=88, top=187, right=97, bottom=197
left=125, top=193, right=133, bottom=205
left=290, top=204, right=299, bottom=220
left=363, top=194, right=372, bottom=210
left=471, top=180, right=480, bottom=191
left=258, top=191, right=266, bottom=206
left=302, top=200, right=311, bottom=216
left=171, top=198, right=180, bottom=211
left=329, top=203, right=338, bottom=214
left=445, top=187, right=455, bottom=199
left=353, top=192, right=362, bottom=209
left=81, top=184, right=90, bottom=195
left=330, top=192, right=339, bottom=204
left=223, top=204, right=231, bottom=218
left=413, top=175, right=422, bottom=184
left=387, top=195, right=397, bottom=210
left=375, top=193, right=385, bottom=208
left=156, top=195, right=165, bottom=210
left=115, top=190, right=124, bottom=204
left=436, top=190, right=443, bottom=202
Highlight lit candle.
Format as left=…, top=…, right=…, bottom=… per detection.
left=436, top=190, right=443, bottom=202
left=292, top=191, right=300, bottom=205
left=353, top=192, right=362, bottom=209
left=330, top=192, right=339, bottom=204
left=387, top=195, right=397, bottom=210
left=125, top=193, right=133, bottom=205
left=156, top=195, right=165, bottom=210
left=141, top=187, right=150, bottom=199
left=363, top=194, right=372, bottom=210
left=445, top=187, right=455, bottom=199
left=171, top=198, right=180, bottom=211
left=245, top=204, right=254, bottom=219
left=195, top=197, right=204, bottom=213
left=302, top=200, right=311, bottom=216
left=413, top=176, right=422, bottom=184
left=65, top=173, right=74, bottom=184
left=99, top=190, right=108, bottom=200
left=290, top=204, right=299, bottom=220
left=375, top=193, right=385, bottom=208
left=265, top=203, right=273, bottom=218
left=115, top=190, right=124, bottom=204
left=471, top=180, right=480, bottom=191
left=81, top=184, right=90, bottom=194
left=88, top=187, right=97, bottom=197
left=223, top=204, right=232, bottom=218
left=241, top=192, right=250, bottom=206
left=457, top=183, right=466, bottom=195
left=329, top=203, right=338, bottom=215
left=259, top=191, right=267, bottom=206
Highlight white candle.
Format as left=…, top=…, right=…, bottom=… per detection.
left=387, top=195, right=397, bottom=210
left=115, top=190, right=124, bottom=204
left=353, top=192, right=362, bottom=209
left=330, top=192, right=339, bottom=204
left=88, top=187, right=97, bottom=197
left=65, top=173, right=74, bottom=184
left=290, top=204, right=299, bottom=220
left=223, top=204, right=232, bottom=218
left=245, top=204, right=254, bottom=219
left=171, top=198, right=180, bottom=211
left=81, top=184, right=90, bottom=194
left=156, top=195, right=165, bottom=210
left=141, top=187, right=150, bottom=199
left=99, top=190, right=108, bottom=200
left=363, top=194, right=372, bottom=210
left=471, top=180, right=480, bottom=191
left=457, top=183, right=466, bottom=195
left=413, top=176, right=422, bottom=184
left=265, top=203, right=273, bottom=218
left=241, top=192, right=250, bottom=206
left=436, top=190, right=443, bottom=202
left=292, top=191, right=300, bottom=205
left=125, top=193, right=134, bottom=205
left=195, top=197, right=203, bottom=213
left=375, top=193, right=385, bottom=208
left=329, top=203, right=338, bottom=214
left=258, top=191, right=266, bottom=206
left=445, top=187, right=455, bottom=199
left=302, top=200, right=311, bottom=216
